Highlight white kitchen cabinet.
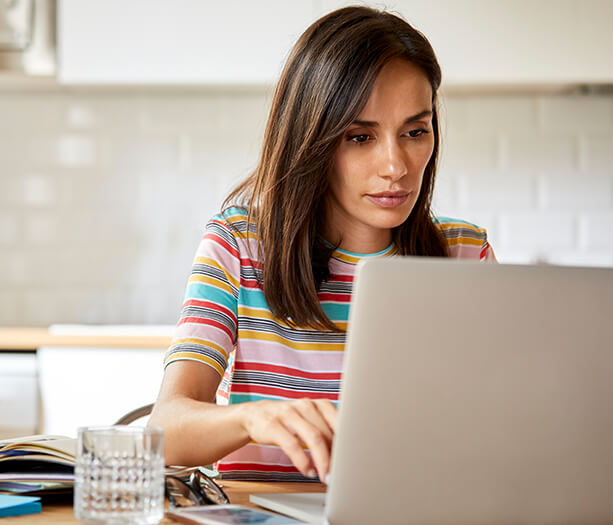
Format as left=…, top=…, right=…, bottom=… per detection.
left=57, top=0, right=319, bottom=85
left=37, top=347, right=165, bottom=436
left=0, top=353, right=38, bottom=439
left=320, top=0, right=613, bottom=87
left=57, top=0, right=613, bottom=88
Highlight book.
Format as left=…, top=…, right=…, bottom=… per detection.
left=0, top=434, right=76, bottom=472
left=0, top=434, right=75, bottom=458
left=0, top=434, right=220, bottom=497
left=0, top=494, right=41, bottom=517
left=0, top=435, right=76, bottom=497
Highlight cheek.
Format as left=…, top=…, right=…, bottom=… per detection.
left=332, top=151, right=364, bottom=194
left=418, top=137, right=435, bottom=170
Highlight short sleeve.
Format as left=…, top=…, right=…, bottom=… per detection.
left=435, top=217, right=497, bottom=262
left=480, top=238, right=498, bottom=263
left=164, top=216, right=241, bottom=377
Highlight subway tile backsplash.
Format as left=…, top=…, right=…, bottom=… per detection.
left=1, top=89, right=612, bottom=326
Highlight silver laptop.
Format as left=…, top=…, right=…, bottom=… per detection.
left=251, top=258, right=613, bottom=525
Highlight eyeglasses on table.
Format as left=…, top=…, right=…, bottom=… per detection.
left=165, top=467, right=230, bottom=507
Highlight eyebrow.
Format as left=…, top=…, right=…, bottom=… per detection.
left=351, top=109, right=433, bottom=127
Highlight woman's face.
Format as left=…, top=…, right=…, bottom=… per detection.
left=325, top=58, right=435, bottom=253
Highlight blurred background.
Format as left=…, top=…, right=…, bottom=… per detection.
left=1, top=0, right=612, bottom=437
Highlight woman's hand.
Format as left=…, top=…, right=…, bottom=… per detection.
left=241, top=398, right=337, bottom=482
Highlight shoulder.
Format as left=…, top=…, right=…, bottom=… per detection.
left=202, top=206, right=263, bottom=267
left=209, top=206, right=249, bottom=232
left=434, top=216, right=493, bottom=261
left=434, top=216, right=488, bottom=244
left=206, top=206, right=257, bottom=242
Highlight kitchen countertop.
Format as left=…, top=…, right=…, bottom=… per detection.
left=0, top=327, right=172, bottom=351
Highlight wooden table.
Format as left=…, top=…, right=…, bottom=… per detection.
left=0, top=327, right=172, bottom=351
left=1, top=481, right=326, bottom=524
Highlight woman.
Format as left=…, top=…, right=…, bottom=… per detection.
left=149, top=6, right=496, bottom=484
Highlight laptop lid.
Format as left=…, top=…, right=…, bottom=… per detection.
left=325, top=258, right=613, bottom=525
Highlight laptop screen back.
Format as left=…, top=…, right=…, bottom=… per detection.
left=326, top=258, right=613, bottom=525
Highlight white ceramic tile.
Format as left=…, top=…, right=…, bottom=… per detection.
left=111, top=132, right=181, bottom=172
left=578, top=213, right=613, bottom=250
left=138, top=95, right=222, bottom=134
left=0, top=289, right=21, bottom=325
left=438, top=97, right=472, bottom=135
left=217, top=94, right=271, bottom=137
left=22, top=287, right=123, bottom=326
left=438, top=131, right=500, bottom=172
left=501, top=134, right=578, bottom=172
left=22, top=174, right=58, bottom=206
left=431, top=174, right=457, bottom=213
left=119, top=287, right=183, bottom=325
left=0, top=94, right=68, bottom=132
left=450, top=95, right=538, bottom=133
left=66, top=103, right=97, bottom=128
left=458, top=173, right=536, bottom=210
left=56, top=135, right=96, bottom=166
left=545, top=251, right=613, bottom=267
left=23, top=213, right=58, bottom=244
left=0, top=252, right=26, bottom=285
left=498, top=212, right=576, bottom=251
left=9, top=136, right=58, bottom=168
left=579, top=135, right=613, bottom=174
left=539, top=174, right=613, bottom=211
left=538, top=96, right=613, bottom=133
left=0, top=212, right=19, bottom=244
left=489, top=249, right=536, bottom=265
left=61, top=169, right=140, bottom=211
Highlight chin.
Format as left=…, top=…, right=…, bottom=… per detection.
left=371, top=216, right=410, bottom=231
left=374, top=207, right=414, bottom=229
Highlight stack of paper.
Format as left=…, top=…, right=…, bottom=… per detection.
left=0, top=435, right=76, bottom=496
left=0, top=434, right=220, bottom=497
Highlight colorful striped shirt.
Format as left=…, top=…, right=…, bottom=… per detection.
left=165, top=207, right=496, bottom=480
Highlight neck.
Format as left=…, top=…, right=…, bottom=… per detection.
left=324, top=223, right=392, bottom=254
left=322, top=197, right=394, bottom=254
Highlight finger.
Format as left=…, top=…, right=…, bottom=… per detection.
left=283, top=407, right=331, bottom=481
left=314, top=399, right=338, bottom=432
left=293, top=399, right=334, bottom=442
left=271, top=421, right=316, bottom=478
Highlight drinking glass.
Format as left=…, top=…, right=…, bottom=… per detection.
left=74, top=426, right=164, bottom=525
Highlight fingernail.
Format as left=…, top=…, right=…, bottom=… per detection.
left=307, top=469, right=317, bottom=478
left=325, top=473, right=331, bottom=485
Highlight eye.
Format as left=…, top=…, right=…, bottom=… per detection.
left=348, top=133, right=371, bottom=144
left=407, top=129, right=429, bottom=138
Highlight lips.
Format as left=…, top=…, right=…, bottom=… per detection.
left=365, top=191, right=410, bottom=208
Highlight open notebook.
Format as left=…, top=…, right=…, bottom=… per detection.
left=0, top=434, right=218, bottom=497
left=0, top=435, right=75, bottom=496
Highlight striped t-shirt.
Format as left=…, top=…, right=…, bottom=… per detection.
left=165, top=207, right=496, bottom=480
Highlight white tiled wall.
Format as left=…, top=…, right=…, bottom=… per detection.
left=1, top=88, right=612, bottom=326
left=435, top=94, right=613, bottom=266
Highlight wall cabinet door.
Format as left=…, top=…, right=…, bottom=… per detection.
left=38, top=347, right=165, bottom=435
left=0, top=353, right=38, bottom=439
left=59, top=0, right=613, bottom=87
left=320, top=0, right=613, bottom=87
left=58, top=0, right=319, bottom=84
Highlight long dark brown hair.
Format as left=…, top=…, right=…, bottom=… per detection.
left=223, top=6, right=448, bottom=332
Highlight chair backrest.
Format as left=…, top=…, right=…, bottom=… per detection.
left=114, top=403, right=154, bottom=426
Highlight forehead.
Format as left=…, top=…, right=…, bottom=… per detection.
left=359, top=58, right=433, bottom=119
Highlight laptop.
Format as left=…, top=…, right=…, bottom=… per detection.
left=251, top=258, right=613, bottom=525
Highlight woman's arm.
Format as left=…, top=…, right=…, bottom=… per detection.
left=148, top=361, right=337, bottom=482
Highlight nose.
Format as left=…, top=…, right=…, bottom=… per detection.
left=376, top=136, right=408, bottom=181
